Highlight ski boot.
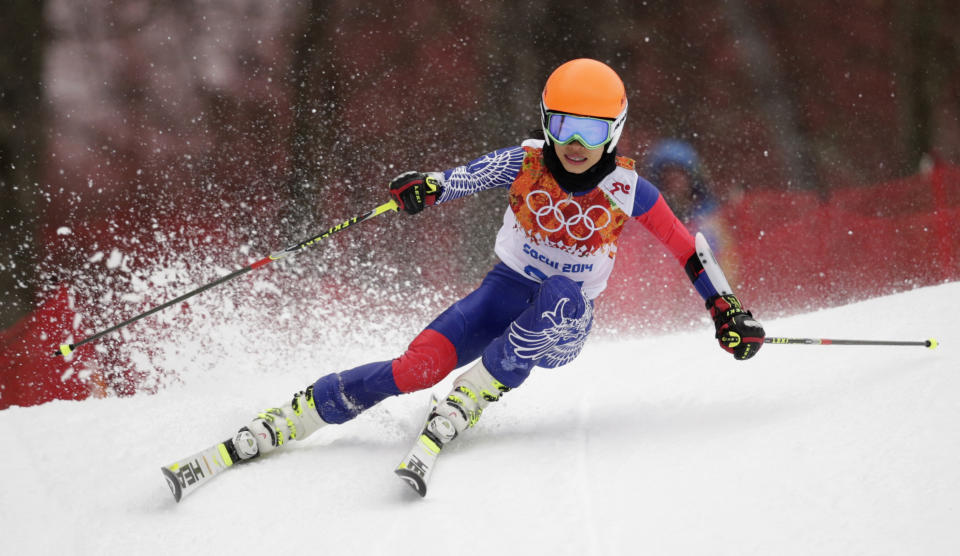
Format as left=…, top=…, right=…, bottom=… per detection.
left=427, top=361, right=510, bottom=447
left=233, top=385, right=328, bottom=460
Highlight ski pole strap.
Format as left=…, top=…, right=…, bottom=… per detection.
left=765, top=337, right=938, bottom=349
left=54, top=199, right=400, bottom=357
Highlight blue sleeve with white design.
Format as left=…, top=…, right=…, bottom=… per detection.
left=630, top=176, right=662, bottom=217
left=437, top=146, right=525, bottom=204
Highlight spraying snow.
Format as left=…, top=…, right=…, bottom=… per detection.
left=1, top=282, right=957, bottom=556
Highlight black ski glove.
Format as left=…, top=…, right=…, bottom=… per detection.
left=388, top=171, right=442, bottom=214
left=707, top=294, right=765, bottom=360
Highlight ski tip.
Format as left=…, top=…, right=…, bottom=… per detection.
left=926, top=338, right=938, bottom=349
left=395, top=468, right=427, bottom=498
left=161, top=466, right=183, bottom=503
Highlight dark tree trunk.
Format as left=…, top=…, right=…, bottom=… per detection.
left=0, top=0, right=47, bottom=328
left=723, top=0, right=822, bottom=194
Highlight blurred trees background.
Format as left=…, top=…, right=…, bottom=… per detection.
left=1, top=0, right=47, bottom=328
left=2, top=0, right=959, bottom=329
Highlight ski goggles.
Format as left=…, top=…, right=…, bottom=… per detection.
left=544, top=112, right=614, bottom=149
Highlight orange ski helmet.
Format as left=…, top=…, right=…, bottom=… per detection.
left=540, top=58, right=628, bottom=153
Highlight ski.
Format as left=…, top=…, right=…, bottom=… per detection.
left=394, top=393, right=443, bottom=497
left=161, top=438, right=243, bottom=502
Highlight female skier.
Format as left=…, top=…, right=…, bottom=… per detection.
left=231, top=58, right=766, bottom=462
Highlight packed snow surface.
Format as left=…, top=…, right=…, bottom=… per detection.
left=2, top=282, right=958, bottom=555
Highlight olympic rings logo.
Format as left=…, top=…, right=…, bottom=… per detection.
left=525, top=190, right=611, bottom=241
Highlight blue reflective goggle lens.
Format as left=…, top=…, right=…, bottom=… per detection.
left=546, top=113, right=612, bottom=149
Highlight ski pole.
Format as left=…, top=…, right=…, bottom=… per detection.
left=54, top=199, right=399, bottom=357
left=764, top=337, right=938, bottom=348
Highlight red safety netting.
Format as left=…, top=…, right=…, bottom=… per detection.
left=4, top=161, right=958, bottom=408
left=601, top=159, right=960, bottom=333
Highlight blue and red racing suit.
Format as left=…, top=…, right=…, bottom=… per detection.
left=311, top=141, right=724, bottom=424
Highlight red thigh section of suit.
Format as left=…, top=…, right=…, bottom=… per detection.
left=392, top=329, right=458, bottom=393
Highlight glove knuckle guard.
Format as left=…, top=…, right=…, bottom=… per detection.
left=388, top=171, right=441, bottom=215
left=707, top=294, right=765, bottom=360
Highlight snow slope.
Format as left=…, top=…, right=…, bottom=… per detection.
left=1, top=282, right=957, bottom=556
